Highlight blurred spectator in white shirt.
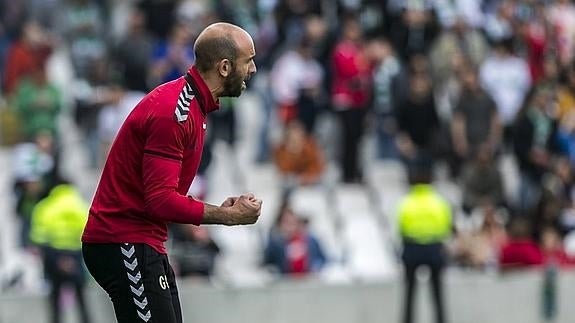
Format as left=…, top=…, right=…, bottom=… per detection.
left=480, top=38, right=531, bottom=143
left=547, top=0, right=575, bottom=67
left=270, top=36, right=324, bottom=130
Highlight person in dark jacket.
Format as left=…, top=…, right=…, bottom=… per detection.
left=513, top=85, right=563, bottom=212
left=396, top=71, right=440, bottom=171
left=264, top=203, right=326, bottom=276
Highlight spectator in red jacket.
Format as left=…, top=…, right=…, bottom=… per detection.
left=500, top=217, right=543, bottom=270
left=3, top=20, right=52, bottom=95
left=330, top=14, right=371, bottom=183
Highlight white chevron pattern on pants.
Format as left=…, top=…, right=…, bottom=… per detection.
left=127, top=271, right=141, bottom=284
left=124, top=258, right=138, bottom=271
left=131, top=284, right=144, bottom=297
left=138, top=310, right=152, bottom=322
left=121, top=244, right=152, bottom=322
left=121, top=244, right=135, bottom=258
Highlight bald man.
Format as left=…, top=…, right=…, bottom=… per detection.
left=82, top=23, right=260, bottom=323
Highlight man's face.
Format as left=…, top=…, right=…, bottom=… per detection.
left=221, top=33, right=257, bottom=97
left=221, top=62, right=246, bottom=97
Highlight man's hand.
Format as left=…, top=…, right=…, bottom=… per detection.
left=228, top=194, right=262, bottom=225
left=203, top=194, right=262, bottom=225
left=221, top=196, right=239, bottom=207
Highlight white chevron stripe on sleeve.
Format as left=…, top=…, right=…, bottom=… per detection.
left=175, top=108, right=188, bottom=122
left=183, top=84, right=194, bottom=99
left=177, top=99, right=190, bottom=112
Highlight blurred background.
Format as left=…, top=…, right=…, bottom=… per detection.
left=3, top=0, right=575, bottom=322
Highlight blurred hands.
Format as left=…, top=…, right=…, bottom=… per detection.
left=225, top=193, right=262, bottom=225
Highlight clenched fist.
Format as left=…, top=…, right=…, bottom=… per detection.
left=230, top=193, right=262, bottom=225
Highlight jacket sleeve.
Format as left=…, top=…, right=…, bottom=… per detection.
left=30, top=200, right=50, bottom=246
left=142, top=111, right=204, bottom=224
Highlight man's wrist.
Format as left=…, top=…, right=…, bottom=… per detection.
left=202, top=204, right=236, bottom=225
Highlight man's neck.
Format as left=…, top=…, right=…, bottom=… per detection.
left=197, top=70, right=221, bottom=102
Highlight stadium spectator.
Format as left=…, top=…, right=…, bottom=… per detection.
left=500, top=217, right=543, bottom=270
left=480, top=38, right=531, bottom=145
left=557, top=62, right=575, bottom=124
left=513, top=86, right=563, bottom=212
left=429, top=15, right=488, bottom=91
left=540, top=225, right=575, bottom=268
left=273, top=120, right=325, bottom=196
left=450, top=65, right=501, bottom=176
left=460, top=144, right=505, bottom=214
left=483, top=0, right=514, bottom=43
left=11, top=63, right=61, bottom=140
left=57, top=0, right=107, bottom=79
left=3, top=20, right=52, bottom=95
left=547, top=0, right=575, bottom=67
left=387, top=0, right=439, bottom=62
left=330, top=14, right=371, bottom=183
left=137, top=0, right=177, bottom=39
left=111, top=7, right=154, bottom=93
left=395, top=71, right=440, bottom=170
left=169, top=224, right=220, bottom=278
left=12, top=130, right=57, bottom=247
left=392, top=53, right=430, bottom=110
left=271, top=36, right=325, bottom=129
left=370, top=37, right=401, bottom=159
left=452, top=201, right=508, bottom=269
left=263, top=203, right=326, bottom=277
left=148, top=21, right=195, bottom=87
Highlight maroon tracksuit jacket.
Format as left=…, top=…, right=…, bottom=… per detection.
left=82, top=65, right=219, bottom=254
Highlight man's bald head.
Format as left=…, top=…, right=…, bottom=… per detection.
left=194, top=23, right=251, bottom=73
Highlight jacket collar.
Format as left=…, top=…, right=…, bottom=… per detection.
left=185, top=65, right=220, bottom=115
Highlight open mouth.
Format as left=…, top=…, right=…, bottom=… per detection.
left=241, top=72, right=255, bottom=89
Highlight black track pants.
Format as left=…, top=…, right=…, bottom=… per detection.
left=82, top=243, right=183, bottom=323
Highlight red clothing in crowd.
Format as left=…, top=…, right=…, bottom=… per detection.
left=3, top=40, right=51, bottom=94
left=82, top=66, right=219, bottom=254
left=286, top=233, right=309, bottom=274
left=330, top=39, right=371, bottom=109
left=499, top=239, right=544, bottom=268
left=525, top=23, right=548, bottom=83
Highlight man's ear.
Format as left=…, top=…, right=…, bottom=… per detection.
left=218, top=59, right=231, bottom=77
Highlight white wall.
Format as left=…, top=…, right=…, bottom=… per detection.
left=0, top=270, right=572, bottom=323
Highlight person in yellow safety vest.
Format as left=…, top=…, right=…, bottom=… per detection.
left=30, top=182, right=91, bottom=323
left=398, top=160, right=451, bottom=323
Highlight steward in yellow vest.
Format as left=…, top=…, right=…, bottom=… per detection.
left=30, top=183, right=91, bottom=323
left=398, top=163, right=451, bottom=323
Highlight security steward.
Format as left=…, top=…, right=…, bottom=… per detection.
left=398, top=161, right=452, bottom=323
left=30, top=181, right=91, bottom=323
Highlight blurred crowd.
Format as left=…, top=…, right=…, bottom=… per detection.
left=3, top=0, right=575, bottom=294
